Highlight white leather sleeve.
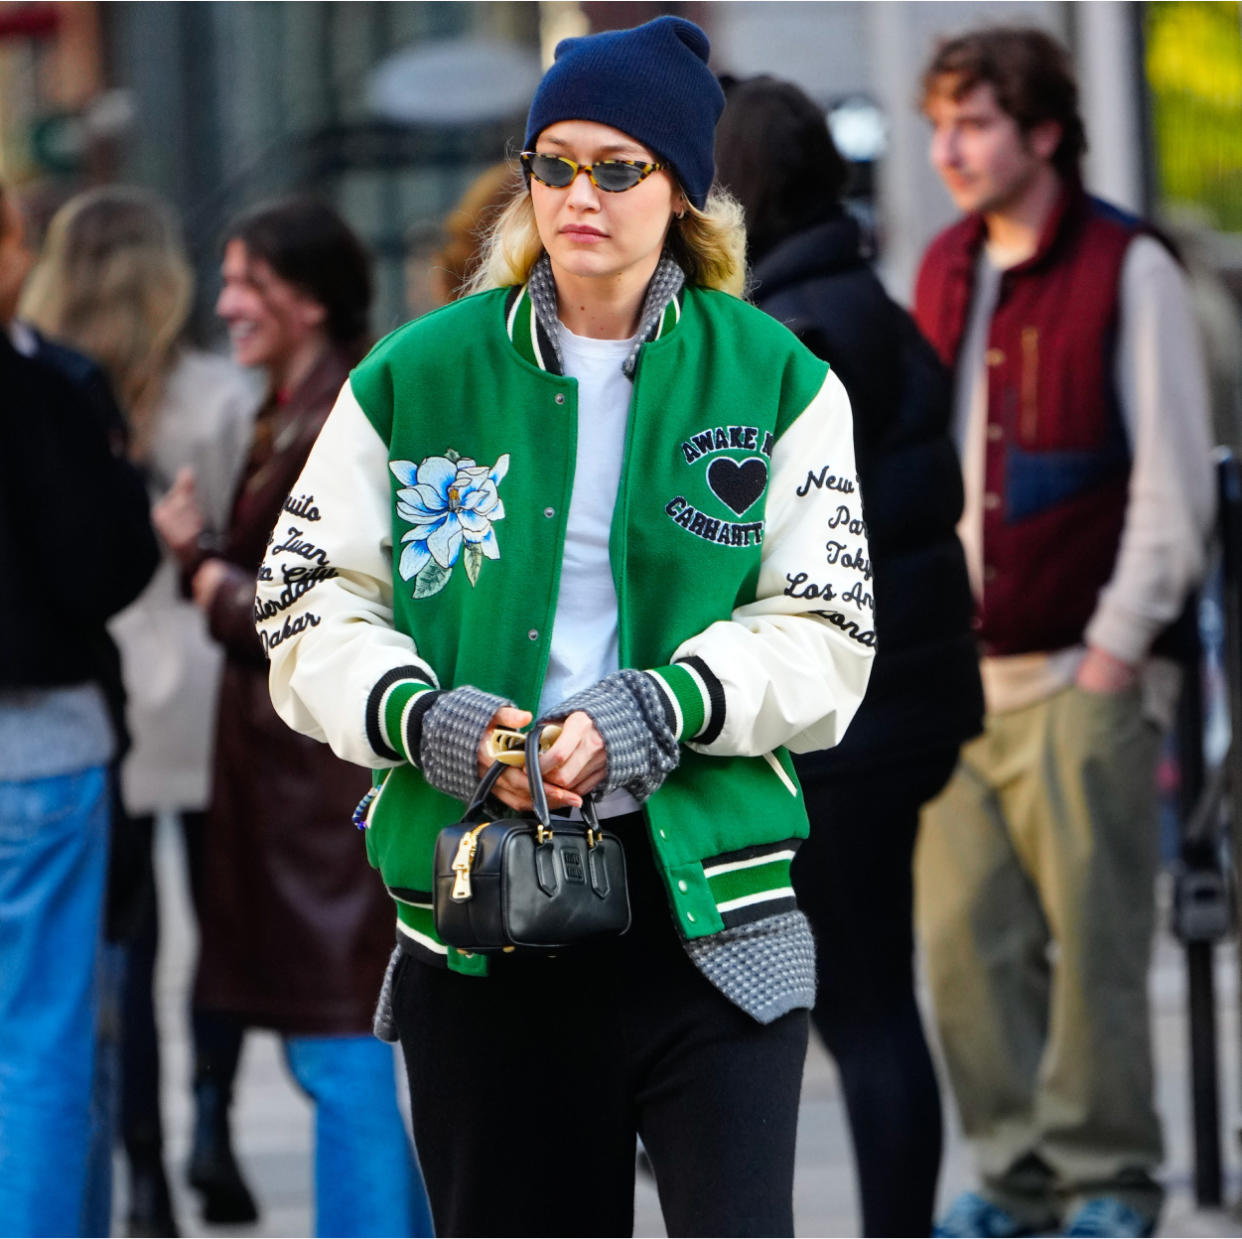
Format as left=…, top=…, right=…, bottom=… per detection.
left=256, top=379, right=439, bottom=769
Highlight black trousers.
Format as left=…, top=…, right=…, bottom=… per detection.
left=792, top=749, right=958, bottom=1238
left=393, top=812, right=808, bottom=1238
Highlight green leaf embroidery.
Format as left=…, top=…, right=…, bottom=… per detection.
left=412, top=561, right=451, bottom=598
left=463, top=542, right=483, bottom=586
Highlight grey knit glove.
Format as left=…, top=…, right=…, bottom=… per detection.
left=541, top=669, right=679, bottom=802
left=418, top=684, right=513, bottom=803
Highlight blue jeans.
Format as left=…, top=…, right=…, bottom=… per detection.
left=0, top=766, right=109, bottom=1238
left=284, top=1034, right=433, bottom=1238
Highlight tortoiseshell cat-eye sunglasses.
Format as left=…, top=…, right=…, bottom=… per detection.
left=520, top=151, right=665, bottom=193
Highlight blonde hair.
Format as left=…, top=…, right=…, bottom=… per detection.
left=433, top=162, right=524, bottom=303
left=21, top=187, right=192, bottom=462
left=463, top=173, right=748, bottom=300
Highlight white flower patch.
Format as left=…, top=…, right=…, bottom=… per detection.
left=390, top=449, right=509, bottom=598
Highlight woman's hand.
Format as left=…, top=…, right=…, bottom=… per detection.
left=476, top=706, right=551, bottom=813
left=538, top=711, right=607, bottom=797
left=190, top=559, right=230, bottom=611
left=476, top=707, right=595, bottom=812
left=152, top=466, right=205, bottom=565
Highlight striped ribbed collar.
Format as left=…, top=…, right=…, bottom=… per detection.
left=504, top=252, right=685, bottom=377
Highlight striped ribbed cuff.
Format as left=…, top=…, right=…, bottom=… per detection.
left=645, top=655, right=726, bottom=745
left=365, top=664, right=439, bottom=763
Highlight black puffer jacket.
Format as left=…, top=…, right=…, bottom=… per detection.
left=752, top=210, right=983, bottom=772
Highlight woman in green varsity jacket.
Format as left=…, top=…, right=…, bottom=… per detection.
left=256, top=18, right=874, bottom=1237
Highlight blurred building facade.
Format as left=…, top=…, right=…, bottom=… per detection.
left=0, top=1, right=1238, bottom=370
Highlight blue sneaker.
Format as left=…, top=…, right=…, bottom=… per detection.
left=1063, top=1198, right=1155, bottom=1237
left=935, top=1191, right=1057, bottom=1237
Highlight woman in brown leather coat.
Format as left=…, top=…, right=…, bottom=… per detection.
left=155, top=197, right=431, bottom=1237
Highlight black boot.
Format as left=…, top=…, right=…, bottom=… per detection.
left=187, top=1075, right=259, bottom=1225
left=118, top=834, right=178, bottom=1236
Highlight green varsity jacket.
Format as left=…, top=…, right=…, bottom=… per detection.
left=256, top=282, right=875, bottom=974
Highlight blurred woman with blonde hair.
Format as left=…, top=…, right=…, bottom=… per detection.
left=22, top=186, right=258, bottom=1235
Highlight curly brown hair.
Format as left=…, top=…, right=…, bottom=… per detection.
left=920, top=26, right=1087, bottom=180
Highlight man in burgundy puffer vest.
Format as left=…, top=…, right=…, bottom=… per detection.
left=911, top=27, right=1215, bottom=1239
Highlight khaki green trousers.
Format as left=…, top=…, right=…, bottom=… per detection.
left=916, top=684, right=1164, bottom=1220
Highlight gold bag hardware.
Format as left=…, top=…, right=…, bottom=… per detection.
left=450, top=822, right=490, bottom=901
left=487, top=723, right=563, bottom=767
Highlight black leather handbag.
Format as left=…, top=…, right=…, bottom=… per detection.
left=432, top=727, right=631, bottom=953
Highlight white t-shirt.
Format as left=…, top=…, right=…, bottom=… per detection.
left=538, top=325, right=641, bottom=817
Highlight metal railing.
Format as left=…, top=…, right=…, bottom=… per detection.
left=1171, top=449, right=1242, bottom=1207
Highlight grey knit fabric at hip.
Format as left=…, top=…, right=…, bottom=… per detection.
left=540, top=668, right=679, bottom=802
left=419, top=684, right=513, bottom=804
left=372, top=945, right=402, bottom=1042
left=685, top=910, right=817, bottom=1024
left=372, top=896, right=815, bottom=1029
left=526, top=252, right=686, bottom=377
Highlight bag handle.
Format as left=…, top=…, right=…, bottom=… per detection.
left=526, top=723, right=554, bottom=827
left=457, top=725, right=561, bottom=824
left=461, top=724, right=604, bottom=843
left=526, top=725, right=606, bottom=847
left=461, top=722, right=562, bottom=820
left=462, top=759, right=508, bottom=822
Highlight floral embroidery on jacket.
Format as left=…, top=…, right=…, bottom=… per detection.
left=390, top=449, right=509, bottom=597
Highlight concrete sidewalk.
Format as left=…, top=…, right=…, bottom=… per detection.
left=123, top=818, right=1242, bottom=1237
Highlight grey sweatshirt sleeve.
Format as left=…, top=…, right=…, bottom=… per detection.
left=1085, top=237, right=1216, bottom=664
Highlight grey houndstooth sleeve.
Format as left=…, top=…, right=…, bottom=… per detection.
left=540, top=669, right=680, bottom=802
left=419, top=685, right=513, bottom=803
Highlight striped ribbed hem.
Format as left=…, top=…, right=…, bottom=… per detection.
left=703, top=840, right=800, bottom=928
left=393, top=897, right=488, bottom=976
left=645, top=656, right=725, bottom=744
left=366, top=665, right=437, bottom=762
left=393, top=897, right=446, bottom=962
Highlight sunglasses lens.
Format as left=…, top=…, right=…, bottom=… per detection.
left=528, top=154, right=575, bottom=187
left=593, top=162, right=645, bottom=192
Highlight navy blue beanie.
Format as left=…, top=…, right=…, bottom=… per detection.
left=523, top=16, right=725, bottom=210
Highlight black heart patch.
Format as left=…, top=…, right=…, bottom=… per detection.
left=707, top=457, right=768, bottom=516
